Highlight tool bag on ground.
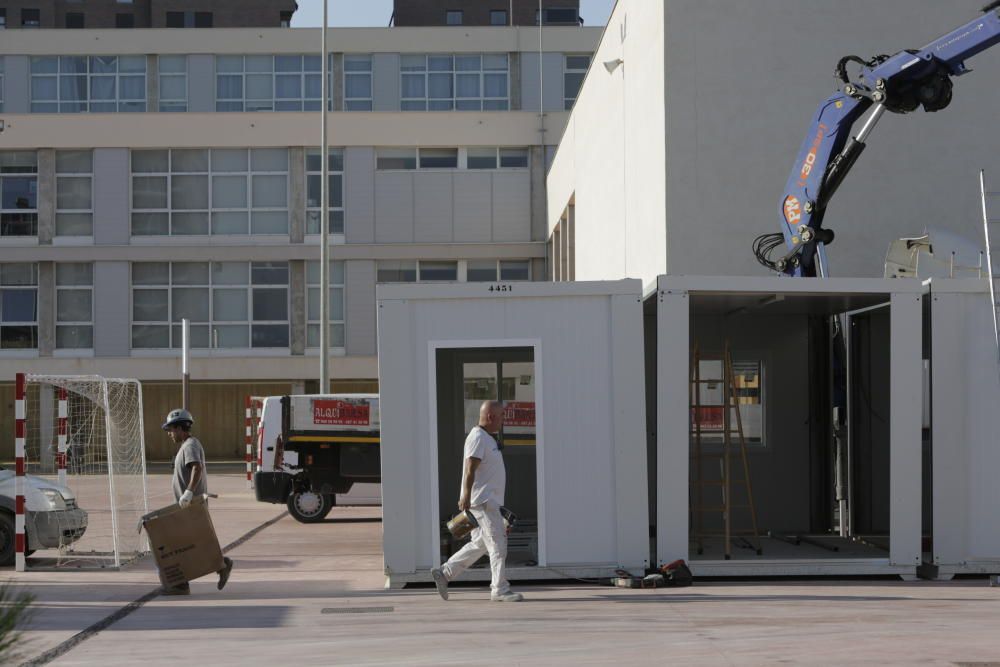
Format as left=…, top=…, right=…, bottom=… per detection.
left=659, top=559, right=694, bottom=587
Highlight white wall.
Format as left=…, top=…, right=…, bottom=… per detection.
left=550, top=0, right=1000, bottom=283
left=547, top=0, right=667, bottom=282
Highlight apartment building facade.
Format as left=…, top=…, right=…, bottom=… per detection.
left=0, top=25, right=599, bottom=458
left=0, top=1, right=298, bottom=29
left=392, top=0, right=581, bottom=27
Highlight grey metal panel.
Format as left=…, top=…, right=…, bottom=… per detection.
left=373, top=172, right=414, bottom=243
left=5, top=56, right=30, bottom=113
left=289, top=259, right=305, bottom=355
left=345, top=260, right=376, bottom=356
left=413, top=172, right=453, bottom=242
left=187, top=55, right=215, bottom=113
left=93, top=148, right=130, bottom=245
left=452, top=172, right=493, bottom=242
left=344, top=147, right=375, bottom=244
left=372, top=53, right=400, bottom=112
left=889, top=291, right=923, bottom=571
left=491, top=172, right=531, bottom=242
left=146, top=55, right=159, bottom=111
left=94, top=261, right=131, bottom=357
left=656, top=288, right=690, bottom=566
left=519, top=52, right=564, bottom=112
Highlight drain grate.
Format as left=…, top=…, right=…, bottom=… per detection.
left=321, top=606, right=395, bottom=614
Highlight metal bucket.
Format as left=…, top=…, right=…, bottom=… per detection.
left=446, top=510, right=479, bottom=539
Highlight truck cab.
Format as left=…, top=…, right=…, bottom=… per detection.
left=253, top=394, right=380, bottom=522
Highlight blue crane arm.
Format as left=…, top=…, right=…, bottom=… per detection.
left=755, top=2, right=1000, bottom=277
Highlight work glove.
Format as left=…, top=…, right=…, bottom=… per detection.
left=179, top=489, right=194, bottom=508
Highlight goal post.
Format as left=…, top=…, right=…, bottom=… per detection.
left=15, top=373, right=150, bottom=571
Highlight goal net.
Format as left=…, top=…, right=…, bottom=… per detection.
left=16, top=373, right=149, bottom=570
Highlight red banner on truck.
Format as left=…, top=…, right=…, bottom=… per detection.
left=312, top=399, right=371, bottom=426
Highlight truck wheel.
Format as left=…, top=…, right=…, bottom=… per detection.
left=286, top=490, right=333, bottom=523
left=0, top=513, right=14, bottom=567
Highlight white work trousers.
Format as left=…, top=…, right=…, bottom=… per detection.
left=441, top=502, right=510, bottom=595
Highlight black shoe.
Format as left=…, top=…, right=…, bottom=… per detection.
left=218, top=557, right=234, bottom=590
left=162, top=583, right=191, bottom=596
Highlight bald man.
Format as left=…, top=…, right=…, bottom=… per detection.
left=431, top=400, right=523, bottom=602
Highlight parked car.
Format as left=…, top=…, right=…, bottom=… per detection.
left=0, top=468, right=88, bottom=566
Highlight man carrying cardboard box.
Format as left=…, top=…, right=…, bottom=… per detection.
left=160, top=408, right=234, bottom=596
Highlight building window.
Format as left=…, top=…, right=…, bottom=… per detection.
left=446, top=10, right=463, bottom=25
left=375, top=260, right=457, bottom=282
left=305, top=261, right=345, bottom=348
left=466, top=147, right=529, bottom=169
left=65, top=12, right=85, bottom=28
left=166, top=11, right=212, bottom=28
left=467, top=260, right=531, bottom=281
left=280, top=10, right=294, bottom=28
left=56, top=150, right=93, bottom=237
left=22, top=9, right=41, bottom=28
left=1, top=264, right=37, bottom=349
left=692, top=359, right=765, bottom=446
left=0, top=10, right=7, bottom=29
left=56, top=263, right=93, bottom=349
left=377, top=147, right=526, bottom=170
left=131, top=261, right=289, bottom=349
left=216, top=55, right=324, bottom=112
left=305, top=148, right=344, bottom=235
left=401, top=54, right=509, bottom=111
left=344, top=55, right=372, bottom=111
left=537, top=7, right=579, bottom=25
left=158, top=55, right=188, bottom=112
left=116, top=13, right=135, bottom=28
left=131, top=149, right=289, bottom=237
left=490, top=10, right=507, bottom=26
left=30, top=56, right=147, bottom=113
left=0, top=152, right=38, bottom=238
left=564, top=55, right=590, bottom=110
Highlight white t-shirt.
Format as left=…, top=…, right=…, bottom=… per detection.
left=462, top=426, right=506, bottom=507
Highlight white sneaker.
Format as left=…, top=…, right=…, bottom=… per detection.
left=430, top=567, right=449, bottom=601
left=490, top=591, right=524, bottom=602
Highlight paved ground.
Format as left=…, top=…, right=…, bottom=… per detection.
left=5, top=474, right=1000, bottom=666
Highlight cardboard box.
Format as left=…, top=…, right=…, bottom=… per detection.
left=142, top=496, right=224, bottom=587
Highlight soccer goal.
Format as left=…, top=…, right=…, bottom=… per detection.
left=14, top=373, right=149, bottom=571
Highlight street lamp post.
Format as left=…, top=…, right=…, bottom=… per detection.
left=319, top=0, right=330, bottom=393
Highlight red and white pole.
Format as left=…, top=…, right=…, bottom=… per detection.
left=57, top=387, right=68, bottom=487
left=245, top=395, right=253, bottom=489
left=15, top=373, right=26, bottom=571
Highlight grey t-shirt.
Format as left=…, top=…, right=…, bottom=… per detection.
left=172, top=436, right=208, bottom=501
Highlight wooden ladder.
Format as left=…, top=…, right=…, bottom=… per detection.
left=690, top=341, right=763, bottom=559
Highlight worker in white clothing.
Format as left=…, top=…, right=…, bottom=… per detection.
left=431, top=400, right=523, bottom=602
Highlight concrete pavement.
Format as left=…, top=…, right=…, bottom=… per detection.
left=5, top=474, right=1000, bottom=666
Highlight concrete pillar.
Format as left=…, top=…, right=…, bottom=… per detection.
left=37, top=150, right=56, bottom=245
left=188, top=55, right=215, bottom=113
left=509, top=52, right=521, bottom=111
left=561, top=212, right=569, bottom=280
left=93, top=262, right=131, bottom=357
left=147, top=55, right=159, bottom=111
left=37, top=261, right=55, bottom=356
left=289, top=147, right=306, bottom=243
left=529, top=145, right=547, bottom=242
left=332, top=53, right=344, bottom=111
left=289, top=259, right=306, bottom=355
left=568, top=204, right=575, bottom=280
left=5, top=56, right=30, bottom=113
left=553, top=226, right=562, bottom=281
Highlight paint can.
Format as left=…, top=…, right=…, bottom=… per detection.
left=446, top=510, right=479, bottom=539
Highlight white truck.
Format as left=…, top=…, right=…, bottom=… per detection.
left=253, top=394, right=380, bottom=522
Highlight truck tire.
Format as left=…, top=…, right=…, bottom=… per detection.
left=0, top=513, right=14, bottom=567
left=286, top=490, right=334, bottom=523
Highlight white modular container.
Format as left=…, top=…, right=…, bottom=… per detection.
left=377, top=280, right=649, bottom=588
left=652, top=275, right=924, bottom=577
left=928, top=279, right=1000, bottom=577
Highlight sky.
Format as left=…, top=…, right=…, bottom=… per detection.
left=291, top=0, right=615, bottom=28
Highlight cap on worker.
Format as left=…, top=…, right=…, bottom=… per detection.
left=162, top=408, right=194, bottom=430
